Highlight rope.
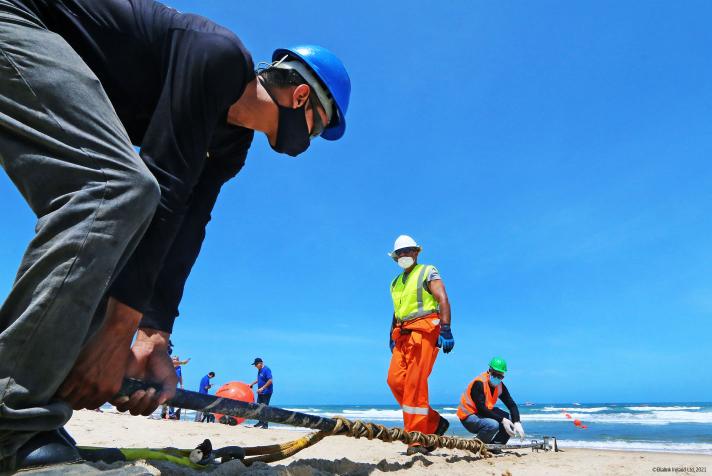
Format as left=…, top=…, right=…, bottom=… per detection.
left=239, top=416, right=489, bottom=465
left=83, top=417, right=490, bottom=468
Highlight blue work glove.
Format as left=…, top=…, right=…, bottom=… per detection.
left=437, top=324, right=455, bottom=353
left=389, top=339, right=395, bottom=353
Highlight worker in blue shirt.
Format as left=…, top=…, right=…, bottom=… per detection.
left=249, top=358, right=273, bottom=429
left=193, top=372, right=215, bottom=422
left=199, top=372, right=215, bottom=395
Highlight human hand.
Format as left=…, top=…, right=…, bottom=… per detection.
left=56, top=298, right=140, bottom=410
left=437, top=324, right=455, bottom=353
left=501, top=418, right=516, bottom=436
left=110, top=328, right=177, bottom=416
left=514, top=421, right=525, bottom=439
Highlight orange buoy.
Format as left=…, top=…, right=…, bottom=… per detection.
left=213, top=381, right=254, bottom=426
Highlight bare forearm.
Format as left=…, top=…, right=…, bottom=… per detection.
left=135, top=327, right=171, bottom=351
left=439, top=299, right=451, bottom=327
left=105, top=297, right=143, bottom=337
left=428, top=280, right=451, bottom=327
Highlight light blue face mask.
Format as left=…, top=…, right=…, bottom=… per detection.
left=489, top=376, right=502, bottom=386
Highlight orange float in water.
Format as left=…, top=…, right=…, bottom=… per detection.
left=213, top=381, right=254, bottom=426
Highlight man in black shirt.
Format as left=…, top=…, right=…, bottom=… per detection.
left=0, top=0, right=350, bottom=469
left=456, top=357, right=526, bottom=445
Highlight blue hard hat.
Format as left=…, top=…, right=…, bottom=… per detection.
left=273, top=45, right=351, bottom=141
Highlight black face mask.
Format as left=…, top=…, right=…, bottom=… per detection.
left=271, top=102, right=310, bottom=157
left=262, top=80, right=311, bottom=157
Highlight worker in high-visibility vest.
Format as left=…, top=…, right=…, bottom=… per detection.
left=387, top=235, right=453, bottom=455
left=457, top=357, right=525, bottom=445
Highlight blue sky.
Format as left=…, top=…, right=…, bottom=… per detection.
left=1, top=1, right=711, bottom=405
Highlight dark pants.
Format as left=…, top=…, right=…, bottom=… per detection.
left=256, top=393, right=272, bottom=428
left=0, top=1, right=159, bottom=466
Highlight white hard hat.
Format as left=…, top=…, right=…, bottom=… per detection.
left=388, top=235, right=421, bottom=258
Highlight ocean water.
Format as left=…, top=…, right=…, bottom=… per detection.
left=276, top=402, right=712, bottom=454
left=155, top=402, right=712, bottom=454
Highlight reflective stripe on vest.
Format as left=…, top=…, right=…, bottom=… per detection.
left=456, top=371, right=502, bottom=420
left=390, top=264, right=439, bottom=322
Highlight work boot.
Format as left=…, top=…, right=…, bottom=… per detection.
left=406, top=445, right=430, bottom=456
left=13, top=429, right=82, bottom=471
left=424, top=416, right=450, bottom=452
left=434, top=416, right=449, bottom=436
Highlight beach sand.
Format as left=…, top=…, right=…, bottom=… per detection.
left=32, top=410, right=709, bottom=475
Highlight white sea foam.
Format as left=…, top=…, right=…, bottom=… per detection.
left=523, top=410, right=712, bottom=425
left=625, top=406, right=703, bottom=412
left=541, top=406, right=610, bottom=413
left=334, top=409, right=405, bottom=421
left=289, top=408, right=462, bottom=422
left=283, top=408, right=325, bottom=413
left=558, top=439, right=712, bottom=455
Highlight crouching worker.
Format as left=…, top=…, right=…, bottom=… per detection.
left=457, top=357, right=525, bottom=445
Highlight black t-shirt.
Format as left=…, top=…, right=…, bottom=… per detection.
left=13, top=0, right=255, bottom=331
left=471, top=381, right=521, bottom=423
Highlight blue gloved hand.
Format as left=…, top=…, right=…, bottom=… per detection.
left=389, top=339, right=395, bottom=353
left=437, top=324, right=455, bottom=353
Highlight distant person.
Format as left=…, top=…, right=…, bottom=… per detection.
left=161, top=352, right=189, bottom=419
left=194, top=372, right=215, bottom=422
left=159, top=343, right=175, bottom=419
left=387, top=235, right=452, bottom=455
left=168, top=356, right=190, bottom=419
left=173, top=356, right=191, bottom=389
left=457, top=357, right=525, bottom=446
left=249, top=358, right=273, bottom=429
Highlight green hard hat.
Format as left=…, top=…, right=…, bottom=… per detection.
left=489, top=357, right=508, bottom=373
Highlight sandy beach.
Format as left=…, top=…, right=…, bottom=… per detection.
left=23, top=410, right=704, bottom=475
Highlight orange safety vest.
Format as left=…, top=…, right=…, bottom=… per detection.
left=457, top=371, right=502, bottom=420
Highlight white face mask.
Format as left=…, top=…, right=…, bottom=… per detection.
left=397, top=256, right=414, bottom=269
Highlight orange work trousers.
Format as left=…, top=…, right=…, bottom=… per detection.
left=387, top=314, right=442, bottom=439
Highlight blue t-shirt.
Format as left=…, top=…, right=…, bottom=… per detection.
left=198, top=375, right=211, bottom=394
left=257, top=366, right=273, bottom=395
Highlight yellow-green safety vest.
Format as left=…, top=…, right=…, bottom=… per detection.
left=390, top=264, right=439, bottom=322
